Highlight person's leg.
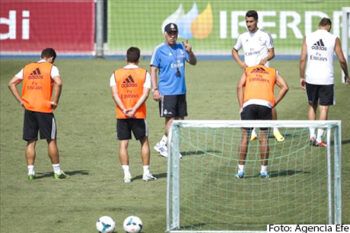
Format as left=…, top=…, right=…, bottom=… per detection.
left=139, top=136, right=156, bottom=181
left=315, top=105, right=329, bottom=146
left=119, top=140, right=129, bottom=165
left=272, top=108, right=284, bottom=142
left=308, top=104, right=318, bottom=142
left=47, top=139, right=66, bottom=178
left=119, top=140, right=131, bottom=183
left=23, top=110, right=38, bottom=179
left=236, top=128, right=249, bottom=178
left=238, top=129, right=249, bottom=165
left=117, top=119, right=132, bottom=182
left=306, top=83, right=319, bottom=143
left=315, top=84, right=333, bottom=146
left=140, top=137, right=150, bottom=166
left=48, top=139, right=59, bottom=164
left=259, top=129, right=270, bottom=178
left=25, top=140, right=37, bottom=178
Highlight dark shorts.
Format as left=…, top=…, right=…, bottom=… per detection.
left=240, top=104, right=272, bottom=130
left=159, top=94, right=187, bottom=118
left=23, top=109, right=57, bottom=141
left=117, top=119, right=148, bottom=140
left=306, top=83, right=334, bottom=106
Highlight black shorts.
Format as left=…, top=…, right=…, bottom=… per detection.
left=240, top=104, right=272, bottom=130
left=306, top=83, right=334, bottom=106
left=159, top=94, right=187, bottom=118
left=23, top=110, right=57, bottom=141
left=117, top=119, right=148, bottom=140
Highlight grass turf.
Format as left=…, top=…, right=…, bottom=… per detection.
left=0, top=59, right=349, bottom=232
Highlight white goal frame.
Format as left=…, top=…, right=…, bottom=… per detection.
left=166, top=120, right=342, bottom=233
left=342, top=7, right=350, bottom=83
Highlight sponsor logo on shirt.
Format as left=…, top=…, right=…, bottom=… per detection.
left=311, top=39, right=327, bottom=51
left=121, top=75, right=137, bottom=88
left=28, top=68, right=43, bottom=79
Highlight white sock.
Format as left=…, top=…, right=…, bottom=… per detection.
left=273, top=127, right=279, bottom=133
left=261, top=165, right=268, bottom=173
left=122, top=165, right=131, bottom=176
left=251, top=128, right=257, bottom=136
left=27, top=165, right=35, bottom=175
left=238, top=164, right=245, bottom=172
left=52, top=164, right=61, bottom=174
left=316, top=129, right=324, bottom=142
left=309, top=127, right=316, bottom=139
left=160, top=135, right=167, bottom=146
left=143, top=165, right=150, bottom=175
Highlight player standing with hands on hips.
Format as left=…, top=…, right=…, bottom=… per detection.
left=299, top=17, right=349, bottom=147
left=151, top=23, right=197, bottom=158
left=232, top=10, right=285, bottom=142
left=8, top=48, right=67, bottom=180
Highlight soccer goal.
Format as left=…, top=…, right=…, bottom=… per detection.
left=166, top=120, right=342, bottom=233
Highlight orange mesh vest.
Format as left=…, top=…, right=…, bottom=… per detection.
left=243, top=65, right=276, bottom=106
left=22, top=62, right=54, bottom=113
left=114, top=67, right=147, bottom=119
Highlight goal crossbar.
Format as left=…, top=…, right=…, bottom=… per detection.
left=170, top=120, right=341, bottom=129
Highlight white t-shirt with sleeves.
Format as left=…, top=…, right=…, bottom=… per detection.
left=109, top=64, right=151, bottom=89
left=233, top=29, right=274, bottom=67
left=15, top=59, right=60, bottom=79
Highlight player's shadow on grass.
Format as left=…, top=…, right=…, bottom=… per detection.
left=269, top=170, right=309, bottom=178
left=180, top=150, right=221, bottom=157
left=35, top=170, right=89, bottom=179
left=132, top=172, right=167, bottom=182
left=342, top=139, right=350, bottom=145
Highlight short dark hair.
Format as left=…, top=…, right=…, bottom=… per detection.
left=319, top=17, right=332, bottom=27
left=126, top=47, right=140, bottom=63
left=246, top=10, right=258, bottom=21
left=41, top=48, right=57, bottom=60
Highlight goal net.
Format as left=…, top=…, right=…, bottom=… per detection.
left=166, top=120, right=341, bottom=233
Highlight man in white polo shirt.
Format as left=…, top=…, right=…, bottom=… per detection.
left=299, top=17, right=349, bottom=147
left=232, top=10, right=284, bottom=142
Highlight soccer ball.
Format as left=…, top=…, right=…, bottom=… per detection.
left=123, top=215, right=143, bottom=233
left=96, top=216, right=116, bottom=233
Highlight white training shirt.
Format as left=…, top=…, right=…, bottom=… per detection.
left=233, top=29, right=274, bottom=67
left=305, top=29, right=337, bottom=85
left=15, top=59, right=60, bottom=79
left=109, top=64, right=151, bottom=89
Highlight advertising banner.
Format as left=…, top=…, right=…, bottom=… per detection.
left=108, top=0, right=349, bottom=55
left=0, top=0, right=95, bottom=54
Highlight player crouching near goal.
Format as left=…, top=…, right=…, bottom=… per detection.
left=236, top=65, right=288, bottom=178
left=110, top=47, right=157, bottom=183
left=8, top=48, right=67, bottom=180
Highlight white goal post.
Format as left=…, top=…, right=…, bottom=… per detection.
left=166, top=120, right=342, bottom=233
left=342, top=7, right=350, bottom=83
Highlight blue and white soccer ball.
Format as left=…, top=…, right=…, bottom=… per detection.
left=123, top=215, right=143, bottom=233
left=96, top=216, right=116, bottom=233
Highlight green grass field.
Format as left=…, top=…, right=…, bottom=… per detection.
left=0, top=59, right=349, bottom=232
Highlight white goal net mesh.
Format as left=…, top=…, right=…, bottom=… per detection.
left=166, top=120, right=341, bottom=233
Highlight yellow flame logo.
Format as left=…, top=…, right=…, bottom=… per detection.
left=191, top=3, right=213, bottom=39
